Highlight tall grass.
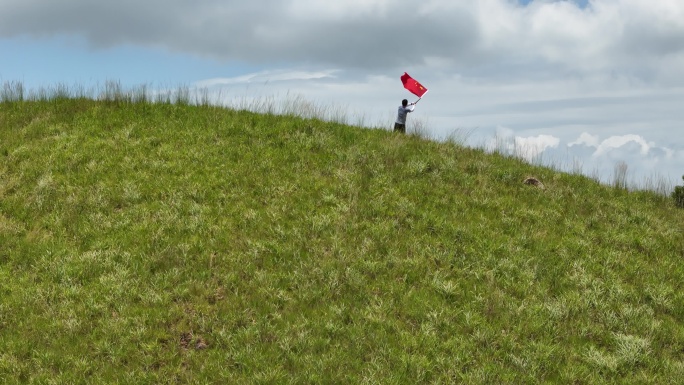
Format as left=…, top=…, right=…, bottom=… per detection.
left=613, top=161, right=630, bottom=190
left=1, top=80, right=24, bottom=101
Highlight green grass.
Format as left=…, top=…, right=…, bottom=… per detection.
left=1, top=94, right=683, bottom=384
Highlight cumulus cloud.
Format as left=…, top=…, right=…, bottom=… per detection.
left=569, top=133, right=600, bottom=148
left=515, top=135, right=561, bottom=160
left=593, top=134, right=654, bottom=157
left=2, top=0, right=684, bottom=81
left=560, top=132, right=681, bottom=187
left=484, top=127, right=560, bottom=161
left=569, top=133, right=674, bottom=160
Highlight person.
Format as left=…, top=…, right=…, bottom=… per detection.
left=394, top=99, right=415, bottom=134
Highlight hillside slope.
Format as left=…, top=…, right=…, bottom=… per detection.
left=1, top=99, right=683, bottom=384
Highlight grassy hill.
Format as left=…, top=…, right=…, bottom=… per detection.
left=1, top=96, right=683, bottom=384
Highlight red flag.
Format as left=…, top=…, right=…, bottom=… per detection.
left=401, top=72, right=428, bottom=98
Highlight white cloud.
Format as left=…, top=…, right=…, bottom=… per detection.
left=515, top=135, right=561, bottom=161
left=569, top=133, right=600, bottom=148
left=548, top=132, right=681, bottom=187
left=593, top=134, right=654, bottom=157
left=194, top=69, right=339, bottom=88
left=483, top=127, right=560, bottom=161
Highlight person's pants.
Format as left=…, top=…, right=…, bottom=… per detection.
left=394, top=123, right=406, bottom=134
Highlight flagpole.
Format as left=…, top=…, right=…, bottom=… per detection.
left=414, top=98, right=421, bottom=104
left=415, top=90, right=428, bottom=104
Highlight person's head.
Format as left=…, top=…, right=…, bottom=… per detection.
left=402, top=99, right=408, bottom=107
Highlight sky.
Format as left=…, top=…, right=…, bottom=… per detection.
left=1, top=0, right=683, bottom=190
